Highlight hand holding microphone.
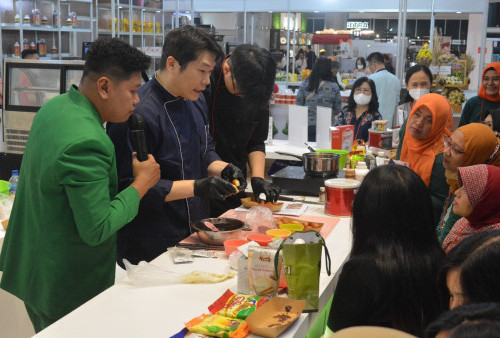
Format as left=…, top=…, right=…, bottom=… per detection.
left=128, top=113, right=148, bottom=162
left=128, top=113, right=160, bottom=198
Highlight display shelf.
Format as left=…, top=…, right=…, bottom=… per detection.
left=97, top=0, right=164, bottom=66
left=0, top=0, right=93, bottom=72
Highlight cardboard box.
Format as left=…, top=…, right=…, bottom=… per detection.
left=330, top=125, right=354, bottom=151
left=246, top=297, right=305, bottom=338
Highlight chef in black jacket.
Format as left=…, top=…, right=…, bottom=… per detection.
left=206, top=44, right=281, bottom=217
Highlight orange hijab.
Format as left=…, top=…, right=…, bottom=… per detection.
left=478, top=62, right=500, bottom=102
left=400, top=93, right=452, bottom=186
left=445, top=123, right=500, bottom=192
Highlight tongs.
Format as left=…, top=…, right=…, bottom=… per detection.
left=176, top=243, right=225, bottom=251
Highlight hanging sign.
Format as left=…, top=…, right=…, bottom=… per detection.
left=346, top=20, right=369, bottom=30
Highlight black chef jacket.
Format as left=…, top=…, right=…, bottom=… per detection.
left=205, top=66, right=270, bottom=216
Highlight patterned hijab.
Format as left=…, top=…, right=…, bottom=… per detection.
left=478, top=62, right=500, bottom=103
left=443, top=164, right=500, bottom=253
left=400, top=93, right=452, bottom=186
left=445, top=123, right=500, bottom=193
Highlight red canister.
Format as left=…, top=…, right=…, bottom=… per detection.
left=324, top=178, right=360, bottom=216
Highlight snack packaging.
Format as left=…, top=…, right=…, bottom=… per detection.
left=248, top=246, right=282, bottom=297
left=185, top=314, right=249, bottom=338
left=330, top=125, right=354, bottom=151
left=208, top=289, right=268, bottom=320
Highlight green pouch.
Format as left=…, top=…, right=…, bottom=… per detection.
left=274, top=231, right=331, bottom=312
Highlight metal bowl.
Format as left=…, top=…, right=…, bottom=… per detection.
left=302, top=152, right=340, bottom=177
left=192, top=218, right=247, bottom=246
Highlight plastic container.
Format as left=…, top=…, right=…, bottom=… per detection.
left=279, top=223, right=304, bottom=234
left=8, top=170, right=19, bottom=198
left=223, top=239, right=248, bottom=256
left=324, top=178, right=361, bottom=216
left=247, top=233, right=273, bottom=247
left=350, top=154, right=364, bottom=169
left=316, top=149, right=349, bottom=170
left=355, top=161, right=369, bottom=182
left=266, top=228, right=291, bottom=238
left=0, top=180, right=9, bottom=195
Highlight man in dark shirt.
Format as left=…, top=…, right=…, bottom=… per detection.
left=206, top=44, right=281, bottom=217
left=108, top=26, right=245, bottom=266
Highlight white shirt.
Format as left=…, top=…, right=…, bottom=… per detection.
left=369, top=69, right=401, bottom=127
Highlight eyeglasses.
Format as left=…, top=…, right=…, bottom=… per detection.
left=354, top=87, right=371, bottom=94
left=444, top=136, right=465, bottom=155
left=483, top=120, right=493, bottom=128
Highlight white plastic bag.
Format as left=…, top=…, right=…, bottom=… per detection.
left=0, top=193, right=14, bottom=221
left=123, top=259, right=234, bottom=287
left=246, top=206, right=275, bottom=233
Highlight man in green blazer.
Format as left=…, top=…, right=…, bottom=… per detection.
left=0, top=38, right=161, bottom=332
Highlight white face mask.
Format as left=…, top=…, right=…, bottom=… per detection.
left=354, top=93, right=372, bottom=105
left=409, top=88, right=430, bottom=101
left=357, top=65, right=364, bottom=70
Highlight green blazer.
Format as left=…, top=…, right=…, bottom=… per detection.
left=0, top=86, right=140, bottom=322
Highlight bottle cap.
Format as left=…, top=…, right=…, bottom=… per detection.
left=12, top=170, right=19, bottom=175
left=320, top=187, right=325, bottom=192
left=356, top=161, right=367, bottom=169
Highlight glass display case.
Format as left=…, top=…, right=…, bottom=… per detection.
left=2, top=58, right=84, bottom=154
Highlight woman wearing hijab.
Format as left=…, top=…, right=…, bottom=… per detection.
left=400, top=93, right=452, bottom=224
left=437, top=123, right=500, bottom=242
left=332, top=77, right=381, bottom=142
left=483, top=108, right=500, bottom=138
left=442, top=165, right=500, bottom=253
left=459, top=62, right=500, bottom=127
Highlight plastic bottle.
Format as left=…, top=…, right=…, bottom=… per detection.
left=8, top=170, right=19, bottom=197
left=37, top=39, right=46, bottom=57
left=23, top=38, right=29, bottom=50
left=355, top=161, right=369, bottom=182
left=14, top=42, right=20, bottom=57
left=53, top=10, right=59, bottom=27
left=318, top=187, right=326, bottom=202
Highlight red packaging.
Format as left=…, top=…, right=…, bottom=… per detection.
left=368, top=129, right=393, bottom=149
left=208, top=289, right=268, bottom=320
left=330, top=125, right=354, bottom=151
left=324, top=178, right=360, bottom=216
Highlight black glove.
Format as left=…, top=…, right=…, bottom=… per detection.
left=193, top=177, right=237, bottom=201
left=221, top=163, right=247, bottom=191
left=251, top=177, right=281, bottom=203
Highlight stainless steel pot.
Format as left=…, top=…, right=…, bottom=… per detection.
left=276, top=151, right=340, bottom=177
left=191, top=218, right=249, bottom=246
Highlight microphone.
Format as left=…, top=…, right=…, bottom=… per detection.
left=128, top=113, right=148, bottom=162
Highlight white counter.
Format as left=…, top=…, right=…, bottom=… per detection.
left=33, top=206, right=352, bottom=338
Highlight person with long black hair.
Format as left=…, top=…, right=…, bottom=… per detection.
left=332, top=77, right=381, bottom=142
left=326, top=164, right=447, bottom=337
left=296, top=58, right=341, bottom=141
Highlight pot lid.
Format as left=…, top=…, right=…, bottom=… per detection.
left=324, top=178, right=360, bottom=189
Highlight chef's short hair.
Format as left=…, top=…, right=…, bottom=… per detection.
left=160, top=25, right=222, bottom=71
left=230, top=44, right=276, bottom=109
left=82, top=38, right=150, bottom=83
